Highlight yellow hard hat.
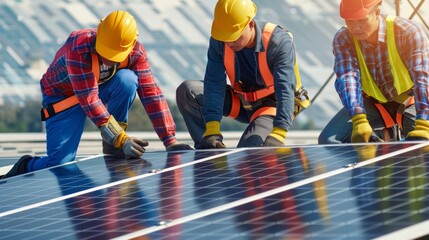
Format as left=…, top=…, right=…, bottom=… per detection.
left=211, top=0, right=257, bottom=42
left=96, top=10, right=138, bottom=62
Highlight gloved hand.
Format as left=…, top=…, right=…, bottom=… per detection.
left=166, top=141, right=194, bottom=151
left=102, top=121, right=128, bottom=158
left=100, top=115, right=148, bottom=158
left=406, top=119, right=429, bottom=141
left=263, top=127, right=287, bottom=147
left=351, top=114, right=383, bottom=143
left=198, top=121, right=226, bottom=149
left=116, top=132, right=148, bottom=158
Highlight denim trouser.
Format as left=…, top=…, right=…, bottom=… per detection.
left=318, top=97, right=416, bottom=144
left=176, top=80, right=274, bottom=148
left=27, top=69, right=137, bottom=172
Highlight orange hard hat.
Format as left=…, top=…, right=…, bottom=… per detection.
left=211, top=0, right=257, bottom=42
left=340, top=0, right=381, bottom=20
left=96, top=10, right=138, bottom=62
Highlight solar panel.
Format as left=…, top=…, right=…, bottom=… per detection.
left=1, top=142, right=429, bottom=240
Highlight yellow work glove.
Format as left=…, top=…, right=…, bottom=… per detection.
left=351, top=114, right=382, bottom=143
left=100, top=116, right=148, bottom=158
left=116, top=132, right=148, bottom=158
left=102, top=121, right=128, bottom=158
left=406, top=119, right=429, bottom=141
left=263, top=127, right=287, bottom=147
left=198, top=121, right=226, bottom=149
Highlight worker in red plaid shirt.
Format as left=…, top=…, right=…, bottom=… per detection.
left=2, top=10, right=192, bottom=179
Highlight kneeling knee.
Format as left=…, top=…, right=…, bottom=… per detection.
left=115, top=69, right=138, bottom=92
left=176, top=80, right=201, bottom=104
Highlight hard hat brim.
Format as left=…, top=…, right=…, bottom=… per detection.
left=211, top=23, right=245, bottom=42
left=95, top=39, right=134, bottom=63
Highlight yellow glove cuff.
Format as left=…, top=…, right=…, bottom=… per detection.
left=351, top=114, right=372, bottom=143
left=100, top=115, right=126, bottom=146
left=351, top=113, right=368, bottom=126
left=268, top=127, right=287, bottom=143
left=114, top=131, right=129, bottom=148
left=203, top=121, right=221, bottom=137
left=406, top=119, right=429, bottom=140
left=415, top=119, right=429, bottom=130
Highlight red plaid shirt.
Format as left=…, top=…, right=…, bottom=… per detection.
left=40, top=29, right=176, bottom=146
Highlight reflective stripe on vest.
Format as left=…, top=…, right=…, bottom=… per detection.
left=224, top=22, right=302, bottom=102
left=91, top=53, right=129, bottom=82
left=353, top=15, right=413, bottom=103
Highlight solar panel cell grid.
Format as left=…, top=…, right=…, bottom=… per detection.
left=1, top=142, right=429, bottom=239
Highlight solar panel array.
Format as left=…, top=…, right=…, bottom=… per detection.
left=1, top=142, right=429, bottom=239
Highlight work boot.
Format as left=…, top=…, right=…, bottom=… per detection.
left=2, top=155, right=33, bottom=179
left=102, top=141, right=126, bottom=158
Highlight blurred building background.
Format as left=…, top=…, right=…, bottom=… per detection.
left=0, top=0, right=428, bottom=130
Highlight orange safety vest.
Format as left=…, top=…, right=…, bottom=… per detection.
left=224, top=22, right=304, bottom=122
left=224, top=22, right=277, bottom=102
left=41, top=53, right=129, bottom=121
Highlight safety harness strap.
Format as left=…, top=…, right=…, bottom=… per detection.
left=232, top=86, right=276, bottom=102
left=373, top=102, right=395, bottom=129
left=228, top=89, right=241, bottom=119
left=396, top=96, right=415, bottom=128
left=224, top=45, right=235, bottom=88
left=371, top=96, right=415, bottom=130
left=373, top=102, right=396, bottom=141
left=257, top=22, right=276, bottom=88
left=224, top=22, right=277, bottom=102
left=250, top=106, right=276, bottom=122
left=41, top=95, right=79, bottom=121
left=91, top=53, right=129, bottom=82
left=368, top=95, right=415, bottom=141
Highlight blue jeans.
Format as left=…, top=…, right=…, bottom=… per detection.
left=27, top=69, right=137, bottom=172
left=318, top=97, right=416, bottom=144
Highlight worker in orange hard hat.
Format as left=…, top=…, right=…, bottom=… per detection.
left=339, top=0, right=382, bottom=20
left=318, top=0, right=429, bottom=144
left=176, top=0, right=310, bottom=148
left=2, top=10, right=192, bottom=179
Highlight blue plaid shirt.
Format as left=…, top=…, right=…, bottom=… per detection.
left=333, top=16, right=429, bottom=120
